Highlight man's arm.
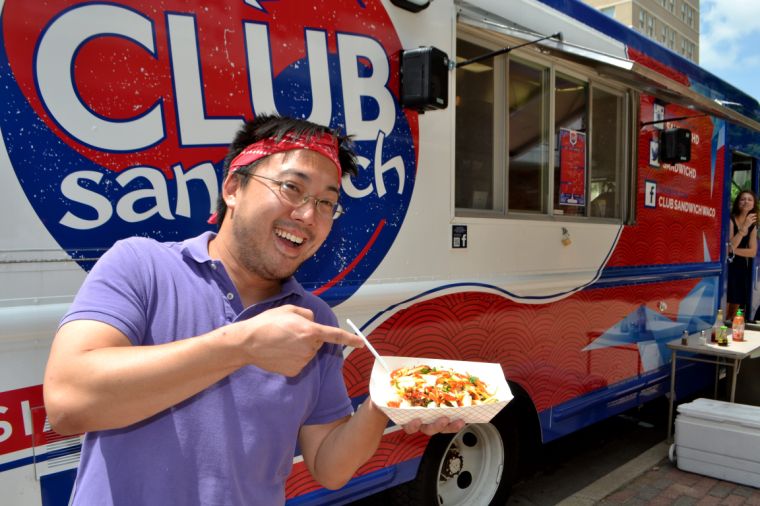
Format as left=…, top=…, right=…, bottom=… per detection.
left=44, top=319, right=242, bottom=435
left=44, top=305, right=364, bottom=435
left=298, top=400, right=465, bottom=490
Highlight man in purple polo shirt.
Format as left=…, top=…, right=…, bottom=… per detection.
left=43, top=114, right=464, bottom=506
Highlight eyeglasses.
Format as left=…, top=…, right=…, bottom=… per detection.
left=244, top=173, right=344, bottom=219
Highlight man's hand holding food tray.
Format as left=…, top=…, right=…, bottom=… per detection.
left=369, top=356, right=513, bottom=425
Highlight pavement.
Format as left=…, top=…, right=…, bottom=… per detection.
left=558, top=441, right=760, bottom=506
left=557, top=360, right=760, bottom=506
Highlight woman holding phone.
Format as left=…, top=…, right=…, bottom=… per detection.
left=727, top=190, right=759, bottom=322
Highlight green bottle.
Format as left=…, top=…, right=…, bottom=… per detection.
left=718, top=325, right=729, bottom=346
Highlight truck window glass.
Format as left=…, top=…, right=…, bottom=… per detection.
left=552, top=73, right=588, bottom=216
left=590, top=86, right=625, bottom=219
left=508, top=58, right=549, bottom=214
left=455, top=32, right=630, bottom=222
left=455, top=39, right=496, bottom=211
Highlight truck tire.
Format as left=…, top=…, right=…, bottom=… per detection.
left=389, top=407, right=520, bottom=505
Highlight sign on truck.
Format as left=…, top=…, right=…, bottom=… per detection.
left=3, top=0, right=760, bottom=504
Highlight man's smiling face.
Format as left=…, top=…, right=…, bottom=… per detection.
left=224, top=149, right=341, bottom=281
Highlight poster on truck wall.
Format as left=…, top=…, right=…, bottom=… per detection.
left=559, top=128, right=587, bottom=206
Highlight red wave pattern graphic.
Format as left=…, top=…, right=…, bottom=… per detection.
left=356, top=431, right=429, bottom=472
left=348, top=282, right=702, bottom=409
left=284, top=431, right=429, bottom=499
left=286, top=462, right=317, bottom=498
left=284, top=280, right=702, bottom=498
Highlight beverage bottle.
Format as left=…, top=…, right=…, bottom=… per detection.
left=732, top=308, right=745, bottom=342
left=718, top=325, right=729, bottom=346
left=711, top=308, right=723, bottom=343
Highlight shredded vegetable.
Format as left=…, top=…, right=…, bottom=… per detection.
left=386, top=364, right=497, bottom=408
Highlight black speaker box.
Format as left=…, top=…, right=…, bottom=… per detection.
left=660, top=128, right=691, bottom=163
left=400, top=46, right=449, bottom=112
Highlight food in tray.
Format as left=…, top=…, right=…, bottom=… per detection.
left=386, top=364, right=497, bottom=408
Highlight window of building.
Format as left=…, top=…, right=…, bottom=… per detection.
left=601, top=6, right=615, bottom=17
left=454, top=33, right=631, bottom=221
left=685, top=40, right=695, bottom=60
left=639, top=10, right=646, bottom=29
left=660, top=26, right=676, bottom=49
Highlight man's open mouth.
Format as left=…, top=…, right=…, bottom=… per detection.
left=275, top=227, right=305, bottom=246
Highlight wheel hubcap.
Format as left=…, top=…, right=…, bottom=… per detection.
left=436, top=423, right=505, bottom=505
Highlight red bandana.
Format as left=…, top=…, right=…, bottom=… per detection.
left=229, top=131, right=341, bottom=177
left=208, top=131, right=341, bottom=224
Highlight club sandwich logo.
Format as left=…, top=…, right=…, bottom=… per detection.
left=0, top=0, right=417, bottom=305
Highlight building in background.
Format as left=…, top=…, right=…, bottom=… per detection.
left=581, top=0, right=699, bottom=62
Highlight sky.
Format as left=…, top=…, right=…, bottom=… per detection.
left=700, top=0, right=760, bottom=101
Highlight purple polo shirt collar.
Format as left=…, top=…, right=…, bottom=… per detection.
left=180, top=231, right=304, bottom=310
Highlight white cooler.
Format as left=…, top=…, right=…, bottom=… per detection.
left=672, top=398, right=760, bottom=488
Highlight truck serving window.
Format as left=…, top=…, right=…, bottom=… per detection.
left=455, top=38, right=500, bottom=212
left=508, top=57, right=549, bottom=214
left=455, top=33, right=631, bottom=221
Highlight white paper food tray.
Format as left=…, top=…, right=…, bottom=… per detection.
left=369, top=356, right=513, bottom=425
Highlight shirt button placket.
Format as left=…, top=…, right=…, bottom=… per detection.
left=209, top=262, right=235, bottom=321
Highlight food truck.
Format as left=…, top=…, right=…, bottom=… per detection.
left=3, top=0, right=760, bottom=504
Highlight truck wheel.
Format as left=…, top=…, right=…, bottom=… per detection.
left=390, top=413, right=519, bottom=505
